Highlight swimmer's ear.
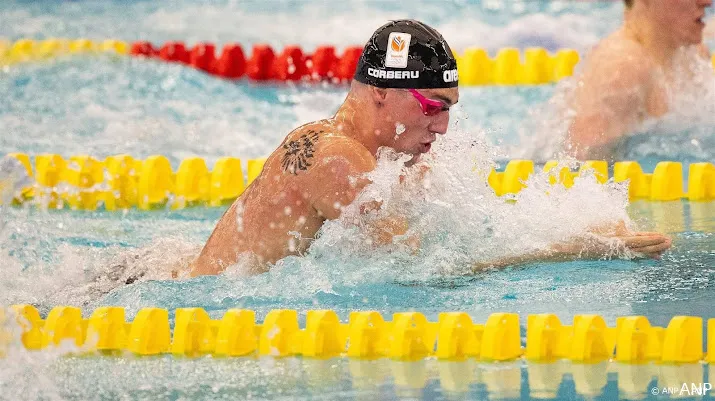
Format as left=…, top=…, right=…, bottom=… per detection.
left=369, top=86, right=388, bottom=106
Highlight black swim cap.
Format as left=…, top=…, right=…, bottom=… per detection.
left=353, top=19, right=458, bottom=89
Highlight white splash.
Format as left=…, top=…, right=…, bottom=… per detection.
left=394, top=122, right=406, bottom=137
left=0, top=155, right=32, bottom=206
left=0, top=234, right=200, bottom=308
left=307, top=125, right=633, bottom=278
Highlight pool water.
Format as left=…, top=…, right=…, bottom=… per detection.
left=1, top=1, right=715, bottom=400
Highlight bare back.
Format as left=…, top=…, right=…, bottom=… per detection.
left=190, top=119, right=376, bottom=276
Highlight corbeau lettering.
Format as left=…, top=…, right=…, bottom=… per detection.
left=367, top=68, right=420, bottom=80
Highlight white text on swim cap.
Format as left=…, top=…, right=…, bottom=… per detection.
left=367, top=68, right=420, bottom=80
left=443, top=69, right=458, bottom=83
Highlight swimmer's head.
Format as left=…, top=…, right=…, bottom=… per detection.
left=625, top=0, right=711, bottom=46
left=354, top=19, right=459, bottom=90
left=353, top=20, right=459, bottom=157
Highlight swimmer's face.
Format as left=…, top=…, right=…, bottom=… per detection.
left=379, top=87, right=459, bottom=156
left=654, top=0, right=711, bottom=45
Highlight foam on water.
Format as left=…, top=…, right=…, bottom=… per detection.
left=294, top=124, right=634, bottom=280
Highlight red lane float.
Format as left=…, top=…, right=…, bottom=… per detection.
left=129, top=41, right=364, bottom=84
left=190, top=43, right=216, bottom=73
left=310, top=45, right=337, bottom=79
left=130, top=41, right=157, bottom=57
left=273, top=45, right=306, bottom=81
left=159, top=41, right=189, bottom=64
left=214, top=44, right=246, bottom=79
left=335, top=46, right=362, bottom=81
left=246, top=44, right=276, bottom=81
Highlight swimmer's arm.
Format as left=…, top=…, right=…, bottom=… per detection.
left=471, top=240, right=614, bottom=272
left=190, top=202, right=252, bottom=277
left=567, top=59, right=651, bottom=158
left=471, top=247, right=582, bottom=272
left=471, top=230, right=671, bottom=272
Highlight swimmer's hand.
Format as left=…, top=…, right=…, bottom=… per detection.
left=579, top=220, right=672, bottom=259
left=552, top=231, right=672, bottom=261
left=471, top=221, right=671, bottom=272
left=368, top=216, right=420, bottom=251
left=626, top=232, right=672, bottom=258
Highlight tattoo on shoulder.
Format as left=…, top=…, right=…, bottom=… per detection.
left=281, top=130, right=322, bottom=174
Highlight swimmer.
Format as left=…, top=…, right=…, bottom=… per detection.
left=566, top=0, right=712, bottom=160
left=190, top=19, right=671, bottom=277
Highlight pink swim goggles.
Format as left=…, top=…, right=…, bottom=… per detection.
left=408, top=89, right=450, bottom=116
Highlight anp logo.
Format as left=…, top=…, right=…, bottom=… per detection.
left=391, top=36, right=406, bottom=52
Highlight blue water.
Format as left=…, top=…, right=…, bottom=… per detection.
left=2, top=1, right=715, bottom=400
left=0, top=0, right=626, bottom=51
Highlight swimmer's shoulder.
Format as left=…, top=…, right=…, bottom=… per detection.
left=587, top=31, right=650, bottom=67
left=303, top=121, right=376, bottom=172
left=581, top=31, right=654, bottom=90
left=285, top=119, right=372, bottom=156
left=268, top=119, right=375, bottom=177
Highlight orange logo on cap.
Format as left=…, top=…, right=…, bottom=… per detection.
left=391, top=36, right=405, bottom=52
